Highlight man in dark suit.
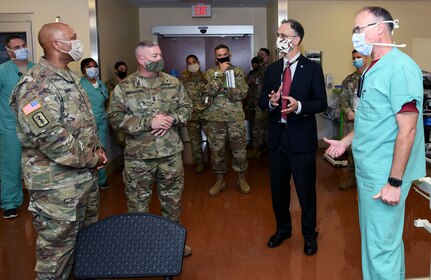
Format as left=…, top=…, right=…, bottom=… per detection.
left=259, top=19, right=327, bottom=256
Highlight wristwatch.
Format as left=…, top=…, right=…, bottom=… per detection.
left=388, top=177, right=402, bottom=187
left=172, top=117, right=178, bottom=125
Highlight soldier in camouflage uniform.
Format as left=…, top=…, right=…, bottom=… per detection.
left=105, top=61, right=128, bottom=97
left=105, top=61, right=128, bottom=147
left=338, top=50, right=368, bottom=189
left=203, top=44, right=250, bottom=196
left=10, top=23, right=107, bottom=279
left=181, top=54, right=207, bottom=173
left=244, top=57, right=261, bottom=122
left=107, top=40, right=193, bottom=256
left=248, top=51, right=270, bottom=158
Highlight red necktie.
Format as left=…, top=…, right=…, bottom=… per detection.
left=281, top=62, right=291, bottom=120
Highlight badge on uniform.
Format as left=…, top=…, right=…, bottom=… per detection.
left=32, top=112, right=49, bottom=128
left=22, top=99, right=52, bottom=133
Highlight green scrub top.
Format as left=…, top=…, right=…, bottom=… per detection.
left=79, top=77, right=108, bottom=125
left=352, top=48, right=425, bottom=184
left=0, top=60, right=35, bottom=134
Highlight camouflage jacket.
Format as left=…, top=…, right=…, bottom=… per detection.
left=10, top=58, right=102, bottom=190
left=107, top=70, right=192, bottom=160
left=339, top=71, right=361, bottom=133
left=105, top=77, right=117, bottom=97
left=181, top=70, right=207, bottom=120
left=203, top=65, right=248, bottom=122
left=246, top=62, right=267, bottom=101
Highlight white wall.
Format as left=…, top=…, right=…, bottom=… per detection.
left=288, top=1, right=431, bottom=89
left=0, top=0, right=91, bottom=72
left=97, top=0, right=140, bottom=82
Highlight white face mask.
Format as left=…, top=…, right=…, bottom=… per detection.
left=187, top=63, right=200, bottom=73
left=276, top=37, right=294, bottom=54
left=57, top=39, right=84, bottom=61
left=6, top=47, right=31, bottom=61
left=352, top=19, right=406, bottom=56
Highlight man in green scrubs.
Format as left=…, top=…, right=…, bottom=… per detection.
left=0, top=35, right=35, bottom=219
left=324, top=6, right=425, bottom=279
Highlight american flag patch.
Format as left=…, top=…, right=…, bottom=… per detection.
left=22, top=99, right=42, bottom=116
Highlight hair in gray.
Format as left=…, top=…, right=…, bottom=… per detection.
left=280, top=19, right=305, bottom=44
left=135, top=40, right=158, bottom=57
left=359, top=6, right=394, bottom=31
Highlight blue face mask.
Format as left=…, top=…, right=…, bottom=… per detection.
left=352, top=32, right=373, bottom=56
left=352, top=19, right=406, bottom=56
left=353, top=58, right=364, bottom=69
left=85, top=67, right=99, bottom=79
left=7, top=47, right=31, bottom=61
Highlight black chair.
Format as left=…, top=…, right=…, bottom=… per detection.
left=74, top=213, right=186, bottom=280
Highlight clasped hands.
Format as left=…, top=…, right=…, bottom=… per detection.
left=151, top=113, right=174, bottom=137
left=268, top=85, right=298, bottom=114
left=94, top=148, right=107, bottom=170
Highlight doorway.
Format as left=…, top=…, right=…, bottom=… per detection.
left=158, top=35, right=252, bottom=77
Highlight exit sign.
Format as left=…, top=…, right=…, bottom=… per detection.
left=192, top=4, right=211, bottom=18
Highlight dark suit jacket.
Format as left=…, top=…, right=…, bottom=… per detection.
left=259, top=54, right=327, bottom=153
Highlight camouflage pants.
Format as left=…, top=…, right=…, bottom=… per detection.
left=29, top=176, right=99, bottom=280
left=251, top=106, right=268, bottom=148
left=204, top=121, right=248, bottom=174
left=188, top=119, right=206, bottom=164
left=347, top=150, right=355, bottom=172
left=123, top=153, right=184, bottom=222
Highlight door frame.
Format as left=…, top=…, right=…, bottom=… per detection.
left=152, top=25, right=254, bottom=58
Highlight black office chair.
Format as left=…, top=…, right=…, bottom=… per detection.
left=74, top=213, right=186, bottom=280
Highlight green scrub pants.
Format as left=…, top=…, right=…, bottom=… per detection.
left=0, top=133, right=23, bottom=210
left=357, top=178, right=411, bottom=280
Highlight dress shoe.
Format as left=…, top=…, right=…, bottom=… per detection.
left=267, top=232, right=292, bottom=248
left=304, top=238, right=318, bottom=256
left=183, top=244, right=192, bottom=258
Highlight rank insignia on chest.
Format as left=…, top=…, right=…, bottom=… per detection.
left=32, top=111, right=49, bottom=128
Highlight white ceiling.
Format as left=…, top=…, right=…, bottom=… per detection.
left=127, top=0, right=271, bottom=8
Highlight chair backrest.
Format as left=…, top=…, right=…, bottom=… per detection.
left=74, top=213, right=186, bottom=279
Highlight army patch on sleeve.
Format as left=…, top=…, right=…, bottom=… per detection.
left=31, top=111, right=49, bottom=128
left=23, top=100, right=55, bottom=136
left=22, top=99, right=42, bottom=116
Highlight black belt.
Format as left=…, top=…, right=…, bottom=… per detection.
left=278, top=121, right=288, bottom=128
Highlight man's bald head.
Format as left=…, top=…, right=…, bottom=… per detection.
left=37, top=22, right=79, bottom=67
left=38, top=23, right=74, bottom=49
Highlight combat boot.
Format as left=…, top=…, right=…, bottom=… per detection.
left=209, top=174, right=226, bottom=197
left=247, top=146, right=261, bottom=159
left=184, top=244, right=192, bottom=257
left=339, top=172, right=356, bottom=190
left=194, top=162, right=205, bottom=174
left=237, top=172, right=251, bottom=194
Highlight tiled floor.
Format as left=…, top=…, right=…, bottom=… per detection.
left=0, top=150, right=430, bottom=279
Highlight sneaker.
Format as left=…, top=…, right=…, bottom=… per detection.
left=3, top=209, right=17, bottom=219
left=99, top=183, right=110, bottom=190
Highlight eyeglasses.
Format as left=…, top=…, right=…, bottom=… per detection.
left=352, top=22, right=377, bottom=34
left=277, top=33, right=297, bottom=40
left=357, top=75, right=364, bottom=98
